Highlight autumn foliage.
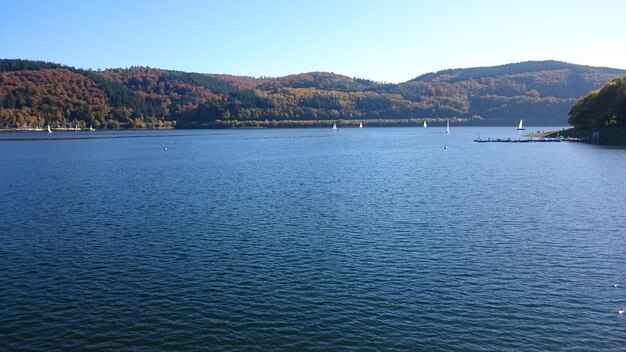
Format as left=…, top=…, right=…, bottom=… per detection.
left=569, top=76, right=626, bottom=129
left=1, top=59, right=625, bottom=129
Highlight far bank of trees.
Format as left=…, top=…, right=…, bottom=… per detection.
left=2, top=59, right=626, bottom=129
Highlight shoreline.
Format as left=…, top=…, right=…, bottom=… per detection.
left=0, top=127, right=176, bottom=133
left=524, top=130, right=566, bottom=138
left=1, top=125, right=570, bottom=132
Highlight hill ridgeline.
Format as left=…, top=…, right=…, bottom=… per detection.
left=1, top=59, right=625, bottom=129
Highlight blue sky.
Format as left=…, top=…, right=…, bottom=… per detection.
left=1, top=0, right=625, bottom=82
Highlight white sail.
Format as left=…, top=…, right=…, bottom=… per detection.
left=517, top=119, right=525, bottom=130
left=47, top=124, right=52, bottom=133
left=332, top=123, right=337, bottom=131
left=423, top=121, right=427, bottom=128
left=446, top=119, right=450, bottom=135
left=359, top=122, right=363, bottom=128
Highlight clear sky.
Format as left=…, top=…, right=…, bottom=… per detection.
left=1, top=0, right=625, bottom=82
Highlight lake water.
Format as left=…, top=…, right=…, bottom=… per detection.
left=1, top=127, right=625, bottom=351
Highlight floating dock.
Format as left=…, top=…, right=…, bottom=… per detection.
left=473, top=137, right=586, bottom=143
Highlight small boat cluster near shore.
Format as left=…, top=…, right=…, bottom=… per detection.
left=474, top=121, right=588, bottom=143
left=473, top=136, right=587, bottom=143
left=9, top=124, right=96, bottom=132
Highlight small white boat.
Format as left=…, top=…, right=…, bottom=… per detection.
left=89, top=125, right=95, bottom=131
left=332, top=123, right=337, bottom=131
left=423, top=121, right=427, bottom=128
left=47, top=124, right=52, bottom=133
left=517, top=119, right=525, bottom=130
left=446, top=119, right=450, bottom=135
left=359, top=122, right=363, bottom=128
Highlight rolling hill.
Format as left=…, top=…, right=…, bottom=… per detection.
left=1, top=59, right=624, bottom=129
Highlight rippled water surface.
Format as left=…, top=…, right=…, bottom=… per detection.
left=1, top=127, right=626, bottom=351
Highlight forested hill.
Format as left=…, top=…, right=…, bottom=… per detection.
left=569, top=75, right=626, bottom=129
left=1, top=59, right=625, bottom=129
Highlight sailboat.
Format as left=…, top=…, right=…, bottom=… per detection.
left=517, top=119, right=525, bottom=130
left=423, top=121, right=427, bottom=128
left=446, top=119, right=450, bottom=135
left=47, top=124, right=52, bottom=134
left=332, top=123, right=337, bottom=131
left=89, top=125, right=96, bottom=131
left=359, top=122, right=363, bottom=128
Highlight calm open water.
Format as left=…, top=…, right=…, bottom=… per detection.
left=1, top=127, right=625, bottom=351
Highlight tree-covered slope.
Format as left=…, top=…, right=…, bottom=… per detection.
left=398, top=61, right=626, bottom=125
left=0, top=60, right=167, bottom=128
left=569, top=76, right=626, bottom=129
left=1, top=59, right=625, bottom=129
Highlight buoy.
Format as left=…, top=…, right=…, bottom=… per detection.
left=163, top=147, right=168, bottom=150
left=444, top=145, right=448, bottom=149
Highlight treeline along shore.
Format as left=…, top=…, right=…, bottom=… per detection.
left=2, top=59, right=626, bottom=131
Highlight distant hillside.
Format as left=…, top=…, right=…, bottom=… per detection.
left=400, top=61, right=626, bottom=125
left=0, top=60, right=167, bottom=129
left=1, top=59, right=625, bottom=129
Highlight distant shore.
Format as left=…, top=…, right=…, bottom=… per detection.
left=1, top=123, right=562, bottom=132
left=543, top=127, right=626, bottom=146
left=5, top=124, right=623, bottom=146
left=0, top=127, right=175, bottom=133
